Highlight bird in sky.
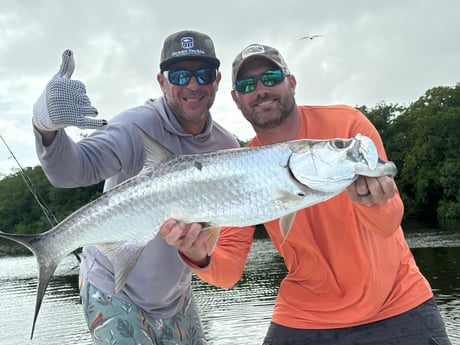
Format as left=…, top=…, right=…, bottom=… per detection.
left=299, top=35, right=323, bottom=40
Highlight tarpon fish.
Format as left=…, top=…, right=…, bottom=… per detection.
left=0, top=128, right=397, bottom=338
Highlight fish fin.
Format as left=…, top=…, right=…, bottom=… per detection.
left=196, top=222, right=221, bottom=255
left=133, top=124, right=175, bottom=167
left=96, top=242, right=147, bottom=293
left=0, top=231, right=62, bottom=339
left=32, top=255, right=60, bottom=339
left=203, top=226, right=221, bottom=255
left=279, top=213, right=296, bottom=240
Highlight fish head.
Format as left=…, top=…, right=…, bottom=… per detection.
left=287, top=134, right=396, bottom=193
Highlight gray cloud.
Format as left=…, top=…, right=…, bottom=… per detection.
left=1, top=0, right=459, bottom=176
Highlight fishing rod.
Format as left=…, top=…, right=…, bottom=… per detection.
left=0, top=134, right=81, bottom=263
left=1, top=134, right=59, bottom=227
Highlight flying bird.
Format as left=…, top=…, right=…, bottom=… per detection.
left=300, top=35, right=323, bottom=40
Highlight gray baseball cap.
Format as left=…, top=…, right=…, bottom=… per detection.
left=232, top=43, right=290, bottom=86
left=160, top=30, right=220, bottom=71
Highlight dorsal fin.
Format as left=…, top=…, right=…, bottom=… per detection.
left=133, top=124, right=175, bottom=167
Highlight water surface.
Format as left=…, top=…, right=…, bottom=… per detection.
left=0, top=230, right=459, bottom=345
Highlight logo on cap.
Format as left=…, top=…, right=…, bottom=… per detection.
left=241, top=45, right=266, bottom=59
left=181, top=36, right=194, bottom=49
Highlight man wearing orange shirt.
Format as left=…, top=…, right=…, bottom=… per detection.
left=160, top=44, right=452, bottom=344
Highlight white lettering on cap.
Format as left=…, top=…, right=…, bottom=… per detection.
left=241, top=45, right=266, bottom=59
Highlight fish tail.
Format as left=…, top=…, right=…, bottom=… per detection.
left=0, top=230, right=60, bottom=339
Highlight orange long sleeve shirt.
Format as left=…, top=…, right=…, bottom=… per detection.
left=196, top=105, right=433, bottom=329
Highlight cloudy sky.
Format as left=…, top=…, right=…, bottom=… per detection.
left=1, top=0, right=458, bottom=177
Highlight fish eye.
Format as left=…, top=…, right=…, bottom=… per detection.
left=331, top=139, right=349, bottom=149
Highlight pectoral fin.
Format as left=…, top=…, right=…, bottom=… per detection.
left=279, top=212, right=296, bottom=239
left=96, top=241, right=147, bottom=293
left=200, top=223, right=221, bottom=255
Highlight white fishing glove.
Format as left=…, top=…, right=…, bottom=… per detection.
left=32, top=49, right=107, bottom=131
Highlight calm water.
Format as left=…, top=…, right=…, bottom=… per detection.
left=0, top=227, right=459, bottom=345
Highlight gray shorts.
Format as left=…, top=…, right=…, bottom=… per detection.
left=262, top=298, right=452, bottom=345
left=79, top=275, right=207, bottom=345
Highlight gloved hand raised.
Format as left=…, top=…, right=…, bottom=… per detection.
left=32, top=49, right=107, bottom=131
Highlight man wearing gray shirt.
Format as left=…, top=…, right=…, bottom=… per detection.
left=32, top=30, right=239, bottom=345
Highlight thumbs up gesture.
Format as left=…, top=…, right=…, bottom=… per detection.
left=32, top=49, right=107, bottom=131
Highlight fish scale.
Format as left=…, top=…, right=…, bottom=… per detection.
left=0, top=130, right=397, bottom=338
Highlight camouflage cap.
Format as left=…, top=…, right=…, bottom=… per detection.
left=232, top=44, right=290, bottom=86
left=160, top=30, right=220, bottom=71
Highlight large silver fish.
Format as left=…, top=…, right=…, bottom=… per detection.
left=0, top=129, right=396, bottom=338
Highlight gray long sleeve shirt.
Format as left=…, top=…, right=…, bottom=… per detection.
left=34, top=97, right=239, bottom=318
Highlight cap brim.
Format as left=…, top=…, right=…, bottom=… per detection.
left=160, top=56, right=220, bottom=71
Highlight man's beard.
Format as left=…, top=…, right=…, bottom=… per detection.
left=247, top=93, right=296, bottom=130
left=165, top=93, right=210, bottom=124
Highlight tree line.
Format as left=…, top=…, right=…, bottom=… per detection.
left=358, top=83, right=460, bottom=220
left=0, top=83, right=459, bottom=235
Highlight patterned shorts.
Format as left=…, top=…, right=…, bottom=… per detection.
left=79, top=275, right=207, bottom=345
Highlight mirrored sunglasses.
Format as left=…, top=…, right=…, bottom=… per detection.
left=164, top=68, right=217, bottom=86
left=234, top=69, right=286, bottom=94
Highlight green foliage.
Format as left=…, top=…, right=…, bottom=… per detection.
left=357, top=102, right=404, bottom=144
left=0, top=166, right=103, bottom=234
left=361, top=83, right=460, bottom=220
